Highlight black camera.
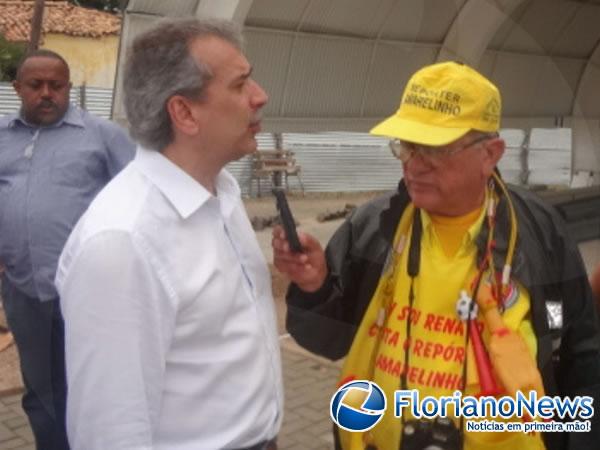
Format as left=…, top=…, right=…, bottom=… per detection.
left=400, top=417, right=461, bottom=450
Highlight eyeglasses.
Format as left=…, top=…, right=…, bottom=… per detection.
left=389, top=133, right=498, bottom=164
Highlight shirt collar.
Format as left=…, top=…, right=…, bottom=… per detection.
left=421, top=197, right=487, bottom=247
left=133, top=146, right=240, bottom=220
left=7, top=104, right=84, bottom=129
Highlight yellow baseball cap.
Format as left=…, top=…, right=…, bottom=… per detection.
left=370, top=61, right=501, bottom=146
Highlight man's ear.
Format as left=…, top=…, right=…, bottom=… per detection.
left=166, top=95, right=201, bottom=136
left=482, top=136, right=505, bottom=176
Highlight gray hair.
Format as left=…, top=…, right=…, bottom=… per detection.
left=122, top=18, right=243, bottom=151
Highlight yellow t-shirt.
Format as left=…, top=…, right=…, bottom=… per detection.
left=366, top=206, right=544, bottom=450
left=430, top=208, right=482, bottom=258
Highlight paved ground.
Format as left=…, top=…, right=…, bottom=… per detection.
left=0, top=339, right=341, bottom=450
left=0, top=392, right=34, bottom=450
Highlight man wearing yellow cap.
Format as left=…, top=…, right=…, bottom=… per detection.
left=272, top=62, right=600, bottom=450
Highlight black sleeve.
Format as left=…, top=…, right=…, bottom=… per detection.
left=285, top=209, right=387, bottom=360
left=554, top=228, right=600, bottom=449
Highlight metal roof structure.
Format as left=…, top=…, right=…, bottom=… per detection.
left=113, top=0, right=600, bottom=174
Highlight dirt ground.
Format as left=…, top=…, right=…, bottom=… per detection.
left=245, top=191, right=381, bottom=333
left=0, top=191, right=381, bottom=395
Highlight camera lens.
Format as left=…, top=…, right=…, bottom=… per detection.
left=400, top=418, right=461, bottom=450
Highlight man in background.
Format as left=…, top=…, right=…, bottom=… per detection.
left=56, top=19, right=282, bottom=450
left=0, top=49, right=135, bottom=449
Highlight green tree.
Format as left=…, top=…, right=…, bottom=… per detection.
left=0, top=34, right=26, bottom=81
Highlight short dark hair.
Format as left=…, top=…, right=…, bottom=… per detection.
left=16, top=49, right=70, bottom=80
left=123, top=18, right=243, bottom=151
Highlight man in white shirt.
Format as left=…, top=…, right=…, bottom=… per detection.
left=55, top=19, right=283, bottom=450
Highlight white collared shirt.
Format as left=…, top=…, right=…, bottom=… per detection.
left=56, top=146, right=283, bottom=450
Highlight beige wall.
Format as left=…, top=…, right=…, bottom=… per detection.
left=43, top=34, right=119, bottom=89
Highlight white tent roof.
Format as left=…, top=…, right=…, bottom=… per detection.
left=114, top=0, right=600, bottom=171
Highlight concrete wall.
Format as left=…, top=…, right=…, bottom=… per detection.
left=43, top=34, right=119, bottom=89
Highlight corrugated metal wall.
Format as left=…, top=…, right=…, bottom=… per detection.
left=1, top=83, right=572, bottom=195
left=237, top=129, right=572, bottom=196
left=286, top=132, right=399, bottom=192
left=80, top=86, right=114, bottom=119
left=237, top=132, right=401, bottom=197
left=0, top=83, right=21, bottom=116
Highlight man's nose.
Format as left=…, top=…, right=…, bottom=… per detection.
left=40, top=83, right=52, bottom=98
left=250, top=79, right=268, bottom=109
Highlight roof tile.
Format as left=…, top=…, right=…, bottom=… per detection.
left=0, top=1, right=121, bottom=42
